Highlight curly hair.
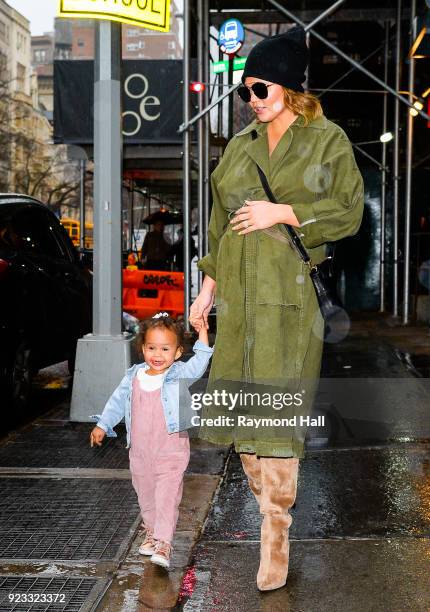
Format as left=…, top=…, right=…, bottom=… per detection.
left=136, top=315, right=185, bottom=355
left=282, top=88, right=323, bottom=125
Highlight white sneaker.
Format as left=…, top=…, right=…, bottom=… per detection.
left=150, top=540, right=172, bottom=569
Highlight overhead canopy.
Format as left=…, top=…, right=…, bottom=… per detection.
left=210, top=0, right=407, bottom=23
left=210, top=0, right=398, bottom=11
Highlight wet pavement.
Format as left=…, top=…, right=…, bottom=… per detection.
left=179, top=315, right=430, bottom=611
left=185, top=539, right=430, bottom=612
left=0, top=314, right=429, bottom=610
left=0, top=359, right=229, bottom=611
left=0, top=361, right=71, bottom=441
left=202, top=446, right=430, bottom=541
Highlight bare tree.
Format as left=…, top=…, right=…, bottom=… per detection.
left=0, top=53, right=83, bottom=215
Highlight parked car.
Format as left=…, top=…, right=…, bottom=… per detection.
left=0, top=194, right=92, bottom=407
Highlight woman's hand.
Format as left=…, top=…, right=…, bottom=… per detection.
left=90, top=426, right=106, bottom=447
left=189, top=287, right=215, bottom=331
left=230, top=200, right=300, bottom=235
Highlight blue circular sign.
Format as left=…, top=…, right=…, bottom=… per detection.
left=218, top=19, right=245, bottom=55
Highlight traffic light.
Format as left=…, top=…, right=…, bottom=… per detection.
left=190, top=82, right=205, bottom=93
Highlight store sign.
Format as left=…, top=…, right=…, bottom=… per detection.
left=218, top=19, right=244, bottom=55
left=54, top=60, right=197, bottom=144
left=57, top=0, right=170, bottom=33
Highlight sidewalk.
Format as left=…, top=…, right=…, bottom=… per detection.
left=178, top=313, right=430, bottom=610
left=0, top=351, right=229, bottom=612
left=0, top=313, right=429, bottom=611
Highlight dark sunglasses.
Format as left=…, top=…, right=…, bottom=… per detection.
left=236, top=82, right=275, bottom=102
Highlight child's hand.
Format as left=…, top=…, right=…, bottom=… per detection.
left=192, top=319, right=202, bottom=332
left=90, top=426, right=106, bottom=447
left=198, top=324, right=209, bottom=345
left=192, top=318, right=209, bottom=333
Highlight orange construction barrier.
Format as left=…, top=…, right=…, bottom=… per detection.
left=122, top=269, right=184, bottom=320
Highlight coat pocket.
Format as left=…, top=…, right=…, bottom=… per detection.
left=255, top=232, right=304, bottom=307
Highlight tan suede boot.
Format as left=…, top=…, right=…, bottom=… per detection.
left=256, top=457, right=299, bottom=592
left=240, top=453, right=262, bottom=505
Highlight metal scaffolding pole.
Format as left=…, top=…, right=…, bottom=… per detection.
left=313, top=88, right=387, bottom=94
left=179, top=0, right=429, bottom=134
left=197, top=0, right=204, bottom=291
left=380, top=23, right=389, bottom=312
left=79, top=159, right=86, bottom=252
left=203, top=0, right=210, bottom=256
left=352, top=144, right=388, bottom=170
left=393, top=0, right=402, bottom=318
left=306, top=0, right=346, bottom=26
left=217, top=45, right=223, bottom=136
left=179, top=77, right=235, bottom=132
left=304, top=31, right=310, bottom=91
left=318, top=44, right=385, bottom=98
left=183, top=0, right=191, bottom=331
left=228, top=59, right=234, bottom=139
left=403, top=0, right=416, bottom=324
left=266, top=0, right=430, bottom=121
left=129, top=181, right=134, bottom=251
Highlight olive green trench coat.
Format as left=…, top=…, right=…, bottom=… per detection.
left=197, top=113, right=364, bottom=458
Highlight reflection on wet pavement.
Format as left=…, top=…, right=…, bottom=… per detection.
left=203, top=448, right=430, bottom=541
left=179, top=319, right=430, bottom=611
left=186, top=539, right=430, bottom=612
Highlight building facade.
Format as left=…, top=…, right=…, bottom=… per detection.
left=0, top=0, right=80, bottom=218
left=31, top=32, right=55, bottom=114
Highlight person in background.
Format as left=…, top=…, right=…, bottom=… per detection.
left=141, top=220, right=172, bottom=271
left=170, top=227, right=198, bottom=271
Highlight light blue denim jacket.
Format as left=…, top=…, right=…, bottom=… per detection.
left=90, top=339, right=213, bottom=449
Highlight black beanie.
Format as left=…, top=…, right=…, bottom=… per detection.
left=241, top=26, right=309, bottom=93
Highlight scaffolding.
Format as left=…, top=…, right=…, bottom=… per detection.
left=70, top=0, right=429, bottom=423
left=181, top=0, right=430, bottom=327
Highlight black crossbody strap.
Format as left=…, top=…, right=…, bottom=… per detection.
left=251, top=129, right=311, bottom=265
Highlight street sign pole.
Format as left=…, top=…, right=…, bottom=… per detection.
left=93, top=20, right=122, bottom=337
left=228, top=57, right=234, bottom=139
left=71, top=20, right=134, bottom=422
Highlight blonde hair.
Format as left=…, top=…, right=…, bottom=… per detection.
left=282, top=88, right=323, bottom=125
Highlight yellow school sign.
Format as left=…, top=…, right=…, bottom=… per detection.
left=58, top=0, right=170, bottom=33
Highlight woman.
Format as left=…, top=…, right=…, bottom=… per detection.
left=189, top=26, right=364, bottom=591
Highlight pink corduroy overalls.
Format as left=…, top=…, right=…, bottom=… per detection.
left=129, top=376, right=190, bottom=543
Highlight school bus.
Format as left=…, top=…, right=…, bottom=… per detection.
left=61, top=218, right=94, bottom=249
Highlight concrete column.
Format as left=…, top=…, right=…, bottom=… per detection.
left=402, top=0, right=417, bottom=324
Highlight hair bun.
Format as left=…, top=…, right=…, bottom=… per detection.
left=152, top=311, right=170, bottom=319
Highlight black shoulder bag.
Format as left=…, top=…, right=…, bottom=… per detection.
left=251, top=129, right=342, bottom=322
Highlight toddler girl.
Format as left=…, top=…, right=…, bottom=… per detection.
left=89, top=312, right=213, bottom=569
